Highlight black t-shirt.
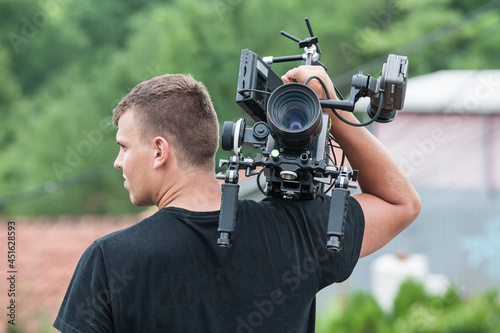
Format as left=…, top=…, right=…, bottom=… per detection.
left=54, top=195, right=364, bottom=333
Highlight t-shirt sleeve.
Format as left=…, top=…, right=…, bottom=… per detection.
left=319, top=195, right=365, bottom=287
left=53, top=241, right=113, bottom=333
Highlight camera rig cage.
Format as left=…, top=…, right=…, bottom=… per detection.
left=216, top=18, right=408, bottom=251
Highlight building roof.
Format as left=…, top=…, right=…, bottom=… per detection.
left=0, top=213, right=146, bottom=332
left=355, top=69, right=500, bottom=114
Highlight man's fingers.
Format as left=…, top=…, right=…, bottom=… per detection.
left=281, top=68, right=299, bottom=83
left=280, top=66, right=336, bottom=100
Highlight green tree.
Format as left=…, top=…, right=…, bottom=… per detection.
left=1, top=0, right=499, bottom=215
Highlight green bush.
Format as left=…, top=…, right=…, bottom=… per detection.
left=317, top=280, right=500, bottom=333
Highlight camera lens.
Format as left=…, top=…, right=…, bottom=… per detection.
left=267, top=83, right=322, bottom=151
left=285, top=112, right=306, bottom=130
left=274, top=92, right=313, bottom=130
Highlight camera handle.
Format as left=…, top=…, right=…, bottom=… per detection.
left=216, top=155, right=241, bottom=248
left=326, top=166, right=358, bottom=252
left=217, top=182, right=239, bottom=248
left=216, top=153, right=259, bottom=247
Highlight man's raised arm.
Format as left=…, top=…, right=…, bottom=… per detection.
left=282, top=65, right=421, bottom=258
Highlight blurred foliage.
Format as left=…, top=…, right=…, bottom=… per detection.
left=317, top=279, right=500, bottom=333
left=1, top=0, right=500, bottom=215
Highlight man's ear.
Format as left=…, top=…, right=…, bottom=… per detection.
left=152, top=136, right=170, bottom=169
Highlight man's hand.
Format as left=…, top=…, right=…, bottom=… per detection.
left=281, top=65, right=339, bottom=101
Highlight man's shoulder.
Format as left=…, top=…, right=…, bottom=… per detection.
left=92, top=207, right=220, bottom=247
left=93, top=209, right=164, bottom=245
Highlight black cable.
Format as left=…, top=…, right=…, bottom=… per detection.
left=328, top=135, right=340, bottom=166
left=238, top=89, right=273, bottom=95
left=328, top=94, right=384, bottom=127
left=304, top=75, right=332, bottom=99
left=256, top=168, right=266, bottom=195
left=329, top=134, right=342, bottom=149
left=324, top=182, right=335, bottom=195
left=304, top=75, right=386, bottom=127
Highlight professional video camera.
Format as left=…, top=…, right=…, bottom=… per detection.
left=217, top=18, right=408, bottom=251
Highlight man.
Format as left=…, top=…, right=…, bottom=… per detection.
left=54, top=67, right=420, bottom=332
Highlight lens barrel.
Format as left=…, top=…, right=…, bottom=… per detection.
left=267, top=83, right=322, bottom=151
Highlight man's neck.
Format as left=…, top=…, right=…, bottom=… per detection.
left=156, top=172, right=222, bottom=212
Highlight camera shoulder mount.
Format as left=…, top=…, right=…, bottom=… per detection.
left=217, top=18, right=408, bottom=251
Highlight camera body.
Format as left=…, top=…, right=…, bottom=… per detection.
left=223, top=49, right=335, bottom=200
